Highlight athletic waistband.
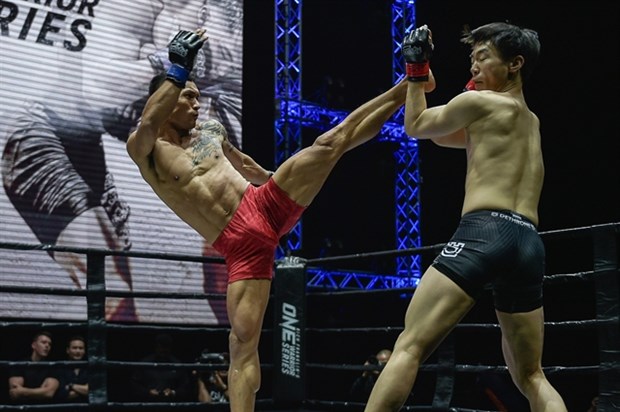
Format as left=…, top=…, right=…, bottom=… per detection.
left=465, top=209, right=537, bottom=231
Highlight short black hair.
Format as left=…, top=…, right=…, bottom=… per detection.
left=149, top=73, right=168, bottom=96
left=33, top=330, right=52, bottom=342
left=461, top=22, right=540, bottom=82
left=148, top=73, right=196, bottom=96
left=67, top=335, right=85, bottom=347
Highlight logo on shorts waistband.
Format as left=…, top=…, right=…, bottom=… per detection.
left=490, top=211, right=535, bottom=230
left=440, top=242, right=465, bottom=258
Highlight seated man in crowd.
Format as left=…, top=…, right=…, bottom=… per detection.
left=8, top=331, right=59, bottom=403
left=56, top=335, right=89, bottom=403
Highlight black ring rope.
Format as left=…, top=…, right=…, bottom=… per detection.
left=0, top=321, right=226, bottom=332
left=0, top=360, right=243, bottom=372
left=0, top=285, right=226, bottom=300
left=0, top=399, right=275, bottom=411
left=1, top=221, right=616, bottom=265
left=0, top=241, right=225, bottom=264
left=297, top=222, right=620, bottom=410
left=304, top=362, right=599, bottom=375
left=1, top=223, right=618, bottom=410
left=305, top=269, right=598, bottom=298
left=0, top=361, right=88, bottom=368
left=302, top=399, right=498, bottom=412
left=7, top=273, right=594, bottom=300
left=305, top=222, right=620, bottom=265
left=0, top=322, right=87, bottom=329
left=306, top=244, right=443, bottom=265
left=0, top=321, right=277, bottom=335
left=304, top=318, right=610, bottom=334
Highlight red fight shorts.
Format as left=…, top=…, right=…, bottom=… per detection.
left=212, top=179, right=306, bottom=283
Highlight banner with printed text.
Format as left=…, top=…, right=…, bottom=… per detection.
left=0, top=0, right=243, bottom=325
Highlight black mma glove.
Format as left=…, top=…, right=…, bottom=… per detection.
left=166, top=30, right=205, bottom=88
left=402, top=25, right=433, bottom=82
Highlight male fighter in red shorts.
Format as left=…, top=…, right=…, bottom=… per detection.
left=127, top=29, right=434, bottom=411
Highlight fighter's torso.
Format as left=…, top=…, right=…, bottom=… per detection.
left=148, top=119, right=248, bottom=243
left=462, top=91, right=544, bottom=225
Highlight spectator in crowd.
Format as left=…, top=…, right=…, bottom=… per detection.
left=7, top=331, right=59, bottom=403
left=56, top=335, right=88, bottom=403
left=130, top=333, right=191, bottom=402
left=194, top=350, right=229, bottom=404
left=586, top=396, right=598, bottom=412
left=350, top=349, right=392, bottom=402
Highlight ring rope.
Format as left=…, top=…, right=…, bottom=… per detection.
left=3, top=270, right=591, bottom=299
left=0, top=285, right=226, bottom=300
left=305, top=222, right=620, bottom=265
left=303, top=399, right=498, bottom=412
left=1, top=223, right=617, bottom=410
left=296, top=222, right=619, bottom=410
left=0, top=241, right=225, bottom=264
left=305, top=318, right=607, bottom=334
left=0, top=400, right=275, bottom=411
left=304, top=362, right=599, bottom=375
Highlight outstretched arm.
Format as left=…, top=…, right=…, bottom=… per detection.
left=222, top=138, right=273, bottom=185
left=126, top=81, right=182, bottom=168
left=127, top=30, right=207, bottom=169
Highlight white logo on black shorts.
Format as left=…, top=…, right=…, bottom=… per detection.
left=441, top=242, right=465, bottom=257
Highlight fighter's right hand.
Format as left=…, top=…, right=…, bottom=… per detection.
left=402, top=24, right=433, bottom=82
left=166, top=29, right=207, bottom=88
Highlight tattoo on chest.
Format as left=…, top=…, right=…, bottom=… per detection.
left=191, top=121, right=226, bottom=166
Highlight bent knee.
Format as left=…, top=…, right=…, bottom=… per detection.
left=509, top=366, right=545, bottom=391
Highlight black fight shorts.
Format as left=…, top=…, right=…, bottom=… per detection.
left=1, top=103, right=131, bottom=253
left=432, top=210, right=544, bottom=313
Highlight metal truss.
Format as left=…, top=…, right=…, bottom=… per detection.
left=279, top=99, right=405, bottom=140
left=306, top=267, right=418, bottom=290
left=274, top=0, right=421, bottom=288
left=394, top=140, right=422, bottom=277
left=391, top=1, right=422, bottom=279
left=275, top=0, right=303, bottom=255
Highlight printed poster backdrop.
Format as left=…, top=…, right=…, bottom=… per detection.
left=0, top=0, right=243, bottom=325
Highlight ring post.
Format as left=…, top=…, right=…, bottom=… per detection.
left=592, top=224, right=620, bottom=408
left=86, top=251, right=108, bottom=407
left=273, top=256, right=307, bottom=405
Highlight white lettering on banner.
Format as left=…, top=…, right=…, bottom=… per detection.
left=280, top=302, right=301, bottom=378
left=0, top=0, right=99, bottom=51
left=0, top=0, right=244, bottom=325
